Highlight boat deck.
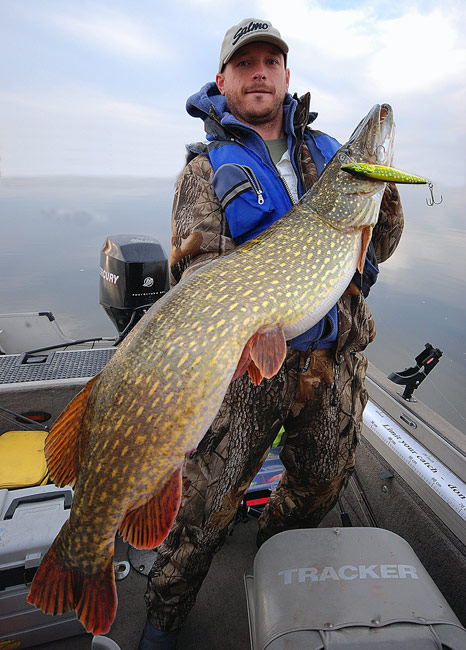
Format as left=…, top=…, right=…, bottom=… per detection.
left=1, top=352, right=465, bottom=649
left=30, top=437, right=466, bottom=650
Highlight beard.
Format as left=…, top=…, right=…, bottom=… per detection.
left=225, top=86, right=286, bottom=127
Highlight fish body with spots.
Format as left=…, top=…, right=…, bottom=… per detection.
left=28, top=104, right=397, bottom=634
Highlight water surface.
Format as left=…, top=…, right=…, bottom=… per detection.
left=1, top=176, right=464, bottom=432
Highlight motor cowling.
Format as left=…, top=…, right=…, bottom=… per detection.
left=99, top=234, right=169, bottom=335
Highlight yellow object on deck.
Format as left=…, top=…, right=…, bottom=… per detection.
left=0, top=430, right=48, bottom=489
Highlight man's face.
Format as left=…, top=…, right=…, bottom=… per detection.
left=216, top=41, right=290, bottom=129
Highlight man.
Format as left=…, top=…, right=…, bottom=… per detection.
left=139, top=18, right=403, bottom=649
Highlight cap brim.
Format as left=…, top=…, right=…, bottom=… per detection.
left=220, top=35, right=289, bottom=72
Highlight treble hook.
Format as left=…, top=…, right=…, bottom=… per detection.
left=426, top=181, right=443, bottom=206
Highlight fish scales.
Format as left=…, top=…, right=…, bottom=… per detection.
left=28, top=103, right=396, bottom=634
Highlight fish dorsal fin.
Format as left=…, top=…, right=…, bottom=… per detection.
left=248, top=323, right=287, bottom=382
left=118, top=466, right=182, bottom=549
left=45, top=373, right=101, bottom=487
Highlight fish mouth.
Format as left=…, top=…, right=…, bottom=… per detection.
left=344, top=104, right=394, bottom=167
left=376, top=104, right=395, bottom=165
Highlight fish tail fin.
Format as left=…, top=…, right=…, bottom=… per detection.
left=45, top=373, right=101, bottom=487
left=75, top=561, right=117, bottom=635
left=27, top=539, right=75, bottom=615
left=28, top=534, right=117, bottom=635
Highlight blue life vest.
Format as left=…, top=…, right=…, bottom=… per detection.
left=208, top=141, right=293, bottom=244
left=203, top=131, right=353, bottom=351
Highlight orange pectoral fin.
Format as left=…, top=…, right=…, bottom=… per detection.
left=118, top=466, right=182, bottom=549
left=45, top=372, right=101, bottom=487
left=357, top=226, right=373, bottom=274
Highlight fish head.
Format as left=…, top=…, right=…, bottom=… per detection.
left=307, top=103, right=395, bottom=231
left=344, top=103, right=394, bottom=167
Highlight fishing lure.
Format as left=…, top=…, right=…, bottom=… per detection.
left=341, top=162, right=428, bottom=184
left=341, top=163, right=443, bottom=205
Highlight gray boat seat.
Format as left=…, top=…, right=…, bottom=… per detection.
left=244, top=527, right=466, bottom=649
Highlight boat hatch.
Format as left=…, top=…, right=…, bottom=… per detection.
left=0, top=349, right=116, bottom=385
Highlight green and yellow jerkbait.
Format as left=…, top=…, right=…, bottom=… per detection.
left=28, top=103, right=397, bottom=635
left=341, top=162, right=428, bottom=184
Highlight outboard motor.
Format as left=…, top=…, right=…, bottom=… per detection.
left=99, top=234, right=169, bottom=336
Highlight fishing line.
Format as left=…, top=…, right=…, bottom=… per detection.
left=350, top=470, right=379, bottom=528
left=422, top=374, right=466, bottom=427
left=341, top=474, right=376, bottom=528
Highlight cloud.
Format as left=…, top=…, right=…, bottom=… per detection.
left=259, top=0, right=466, bottom=186
left=0, top=88, right=162, bottom=126
left=47, top=6, right=166, bottom=61
left=0, top=87, right=199, bottom=176
left=367, top=9, right=466, bottom=95
left=1, top=0, right=464, bottom=184
left=264, top=0, right=376, bottom=60
left=265, top=1, right=466, bottom=95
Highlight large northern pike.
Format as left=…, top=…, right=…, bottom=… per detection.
left=29, top=104, right=399, bottom=634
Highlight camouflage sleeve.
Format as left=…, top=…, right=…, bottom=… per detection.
left=371, top=182, right=404, bottom=263
left=169, top=154, right=235, bottom=287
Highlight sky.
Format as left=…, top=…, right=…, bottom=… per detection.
left=1, top=0, right=465, bottom=186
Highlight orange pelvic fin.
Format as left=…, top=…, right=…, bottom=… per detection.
left=27, top=537, right=117, bottom=635
left=231, top=344, right=252, bottom=382
left=249, top=323, right=287, bottom=381
left=45, top=373, right=100, bottom=487
left=357, top=226, right=373, bottom=274
left=230, top=344, right=263, bottom=385
left=232, top=323, right=287, bottom=386
left=118, top=466, right=182, bottom=549
left=247, top=359, right=263, bottom=386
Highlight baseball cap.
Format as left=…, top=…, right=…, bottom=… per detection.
left=218, top=18, right=289, bottom=73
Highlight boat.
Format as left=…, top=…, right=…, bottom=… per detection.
left=0, top=234, right=465, bottom=649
